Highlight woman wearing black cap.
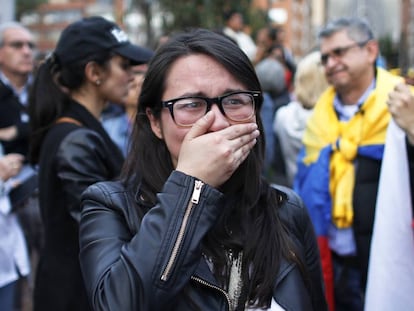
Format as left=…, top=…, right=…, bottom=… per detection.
left=28, top=16, right=152, bottom=311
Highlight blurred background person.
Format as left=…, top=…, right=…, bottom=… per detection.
left=254, top=34, right=293, bottom=185
left=294, top=17, right=404, bottom=311
left=274, top=51, right=329, bottom=187
left=272, top=26, right=296, bottom=81
left=253, top=25, right=277, bottom=66
left=0, top=21, right=40, bottom=311
left=255, top=56, right=287, bottom=183
left=103, top=56, right=153, bottom=157
left=222, top=9, right=257, bottom=62
left=269, top=43, right=295, bottom=96
left=0, top=21, right=34, bottom=156
left=0, top=144, right=28, bottom=311
left=28, top=16, right=151, bottom=311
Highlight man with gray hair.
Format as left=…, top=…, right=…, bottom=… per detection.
left=0, top=21, right=39, bottom=311
left=0, top=21, right=35, bottom=155
left=294, top=17, right=404, bottom=311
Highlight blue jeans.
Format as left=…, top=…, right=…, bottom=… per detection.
left=333, top=254, right=364, bottom=311
left=0, top=281, right=17, bottom=311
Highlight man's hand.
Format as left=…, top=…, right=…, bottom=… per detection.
left=0, top=153, right=24, bottom=182
left=387, top=83, right=414, bottom=145
left=0, top=125, right=18, bottom=141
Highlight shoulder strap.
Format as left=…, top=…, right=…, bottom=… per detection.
left=55, top=117, right=82, bottom=127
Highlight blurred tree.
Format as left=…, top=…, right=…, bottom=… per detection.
left=379, top=35, right=399, bottom=69
left=16, top=0, right=47, bottom=19
left=158, top=0, right=267, bottom=35
left=130, top=0, right=155, bottom=47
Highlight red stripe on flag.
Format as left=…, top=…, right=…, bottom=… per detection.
left=318, top=236, right=335, bottom=311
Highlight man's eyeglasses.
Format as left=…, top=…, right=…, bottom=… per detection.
left=161, top=91, right=261, bottom=127
left=2, top=41, right=36, bottom=50
left=320, top=41, right=369, bottom=66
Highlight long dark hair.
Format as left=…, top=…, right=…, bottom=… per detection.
left=122, top=29, right=300, bottom=308
left=28, top=51, right=113, bottom=164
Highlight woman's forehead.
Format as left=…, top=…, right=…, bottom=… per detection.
left=163, top=54, right=244, bottom=97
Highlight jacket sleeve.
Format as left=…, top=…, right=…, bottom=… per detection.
left=16, top=121, right=29, bottom=141
left=280, top=186, right=328, bottom=311
left=55, top=128, right=121, bottom=223
left=79, top=171, right=224, bottom=311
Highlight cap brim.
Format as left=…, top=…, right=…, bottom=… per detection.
left=115, top=43, right=154, bottom=65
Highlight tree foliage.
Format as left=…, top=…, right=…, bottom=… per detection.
left=157, top=0, right=268, bottom=35
left=16, top=0, right=47, bottom=19
left=379, top=35, right=399, bottom=69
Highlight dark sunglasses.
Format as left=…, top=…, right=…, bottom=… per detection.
left=320, top=40, right=369, bottom=65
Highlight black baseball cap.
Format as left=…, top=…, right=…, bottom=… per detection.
left=54, top=16, right=153, bottom=65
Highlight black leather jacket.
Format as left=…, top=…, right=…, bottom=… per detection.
left=80, top=171, right=327, bottom=311
left=34, top=102, right=124, bottom=311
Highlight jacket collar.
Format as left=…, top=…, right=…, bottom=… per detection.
left=192, top=254, right=296, bottom=289
left=193, top=256, right=220, bottom=287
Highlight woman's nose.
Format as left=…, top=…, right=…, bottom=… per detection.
left=208, top=104, right=230, bottom=131
left=128, top=71, right=136, bottom=83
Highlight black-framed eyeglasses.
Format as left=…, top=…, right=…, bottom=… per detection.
left=161, top=91, right=261, bottom=127
left=320, top=40, right=369, bottom=66
left=2, top=41, right=36, bottom=50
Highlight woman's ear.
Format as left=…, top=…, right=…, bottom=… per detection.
left=146, top=108, right=163, bottom=139
left=85, top=61, right=103, bottom=86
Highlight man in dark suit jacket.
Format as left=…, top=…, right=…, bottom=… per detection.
left=0, top=21, right=40, bottom=311
left=0, top=21, right=35, bottom=156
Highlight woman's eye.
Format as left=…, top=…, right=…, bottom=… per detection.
left=226, top=99, right=242, bottom=105
left=224, top=98, right=246, bottom=108
left=120, top=61, right=131, bottom=70
left=176, top=101, right=204, bottom=110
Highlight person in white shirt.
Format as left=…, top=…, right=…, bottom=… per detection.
left=273, top=51, right=328, bottom=186
left=222, top=9, right=257, bottom=61
left=0, top=143, right=29, bottom=311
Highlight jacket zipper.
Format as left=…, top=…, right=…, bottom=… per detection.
left=160, top=180, right=204, bottom=281
left=191, top=276, right=232, bottom=311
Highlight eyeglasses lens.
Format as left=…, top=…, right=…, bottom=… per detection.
left=172, top=92, right=255, bottom=126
